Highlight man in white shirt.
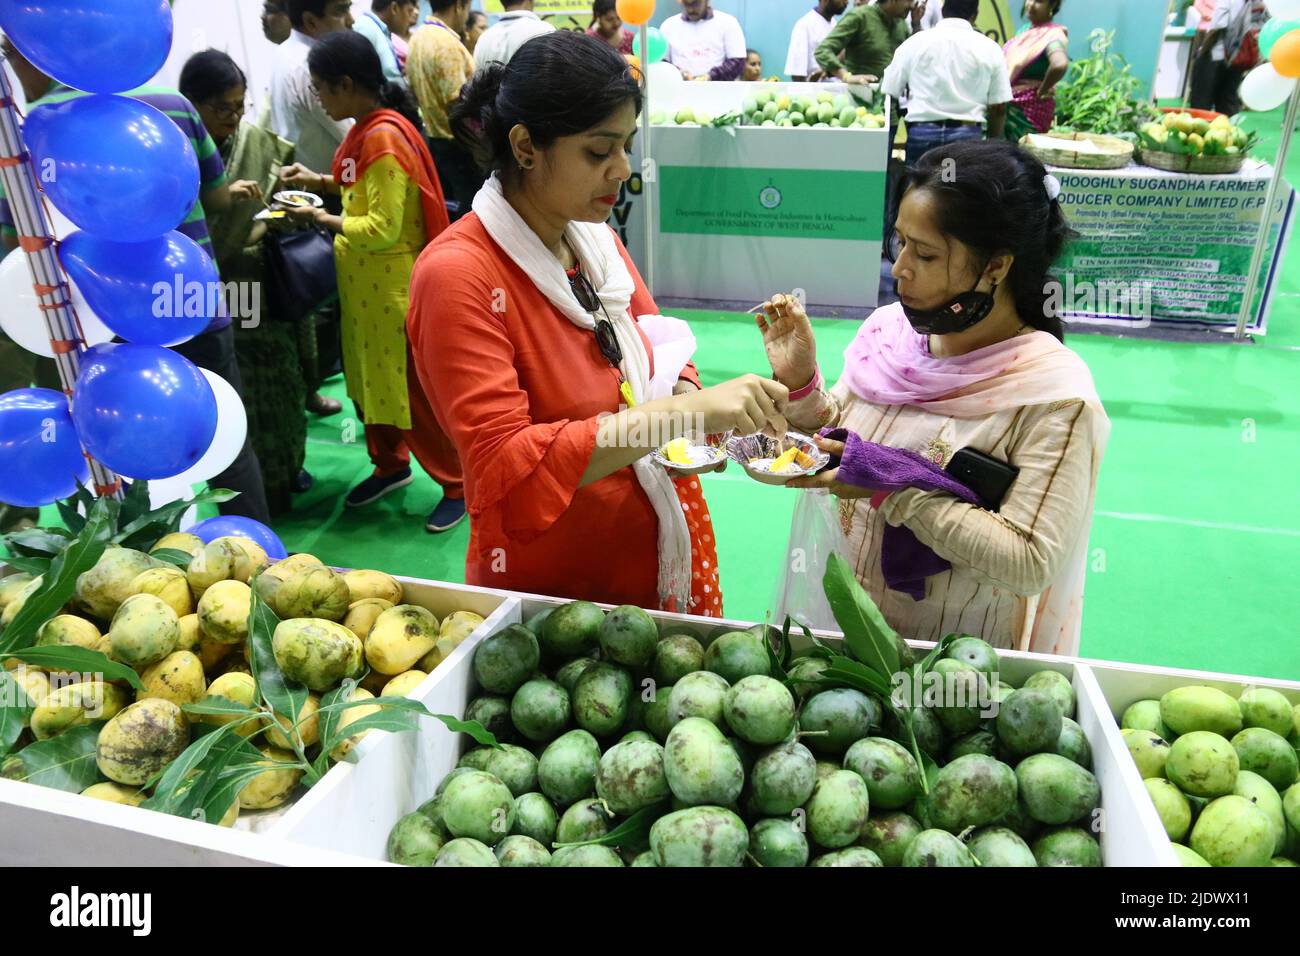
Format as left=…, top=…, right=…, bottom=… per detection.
left=661, top=0, right=748, bottom=82
left=353, top=0, right=408, bottom=84
left=270, top=0, right=355, bottom=177
left=785, top=0, right=848, bottom=82
left=881, top=0, right=1011, bottom=166
left=474, top=1, right=556, bottom=69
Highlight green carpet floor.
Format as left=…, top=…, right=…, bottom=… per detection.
left=231, top=103, right=1300, bottom=683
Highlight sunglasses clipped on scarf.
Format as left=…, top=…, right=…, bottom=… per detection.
left=567, top=266, right=624, bottom=370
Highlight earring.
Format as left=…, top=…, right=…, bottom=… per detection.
left=518, top=158, right=533, bottom=170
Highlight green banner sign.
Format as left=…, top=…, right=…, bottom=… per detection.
left=659, top=166, right=885, bottom=242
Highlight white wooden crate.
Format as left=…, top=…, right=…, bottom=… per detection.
left=0, top=578, right=513, bottom=866
left=273, top=591, right=1170, bottom=866
left=1085, top=658, right=1300, bottom=866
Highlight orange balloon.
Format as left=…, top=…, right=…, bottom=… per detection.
left=625, top=53, right=642, bottom=80
left=616, top=0, right=656, bottom=27
left=1273, top=30, right=1300, bottom=79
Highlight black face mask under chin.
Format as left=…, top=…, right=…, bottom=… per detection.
left=902, top=279, right=999, bottom=336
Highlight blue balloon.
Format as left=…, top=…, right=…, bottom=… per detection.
left=0, top=0, right=174, bottom=94
left=25, top=95, right=199, bottom=242
left=60, top=231, right=219, bottom=346
left=0, top=388, right=91, bottom=507
left=71, top=343, right=217, bottom=481
left=190, top=516, right=289, bottom=562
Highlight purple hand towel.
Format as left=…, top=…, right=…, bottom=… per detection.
left=819, top=428, right=981, bottom=600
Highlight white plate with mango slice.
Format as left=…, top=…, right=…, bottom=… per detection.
left=726, top=432, right=830, bottom=486
left=652, top=435, right=730, bottom=475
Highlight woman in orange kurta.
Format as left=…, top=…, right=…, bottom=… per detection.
left=406, top=32, right=789, bottom=613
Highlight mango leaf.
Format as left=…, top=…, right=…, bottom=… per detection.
left=0, top=557, right=51, bottom=576
left=552, top=802, right=669, bottom=850
left=817, top=657, right=893, bottom=698
left=187, top=758, right=291, bottom=828
left=822, top=552, right=899, bottom=679
left=318, top=709, right=421, bottom=764
left=114, top=487, right=238, bottom=551
left=431, top=714, right=501, bottom=749
left=0, top=497, right=118, bottom=655
left=148, top=548, right=196, bottom=570
left=245, top=583, right=306, bottom=727
left=2, top=527, right=73, bottom=558
left=182, top=696, right=262, bottom=718
left=169, top=733, right=268, bottom=823
left=0, top=670, right=34, bottom=757
left=5, top=645, right=144, bottom=691
left=142, top=720, right=246, bottom=812
left=56, top=500, right=87, bottom=536
left=310, top=681, right=357, bottom=778
left=117, top=479, right=153, bottom=531
left=0, top=724, right=102, bottom=792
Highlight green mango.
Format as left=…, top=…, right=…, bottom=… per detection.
left=903, top=829, right=974, bottom=867
left=1121, top=699, right=1174, bottom=741
left=650, top=806, right=748, bottom=867
left=1231, top=727, right=1298, bottom=791
left=1190, top=795, right=1273, bottom=867
left=967, top=826, right=1037, bottom=867
left=537, top=729, right=601, bottom=807
left=664, top=717, right=744, bottom=806
left=494, top=834, right=551, bottom=867
left=997, top=689, right=1063, bottom=758
left=724, top=675, right=796, bottom=745
left=1032, top=827, right=1101, bottom=867
left=1052, top=717, right=1093, bottom=770
left=440, top=770, right=515, bottom=846
left=1234, top=770, right=1287, bottom=856
left=844, top=737, right=921, bottom=810
left=749, top=817, right=810, bottom=867
left=807, top=769, right=871, bottom=849
left=931, top=754, right=1017, bottom=833
left=541, top=601, right=605, bottom=658
left=595, top=738, right=670, bottom=814
left=472, top=624, right=539, bottom=695
left=510, top=678, right=570, bottom=743
left=550, top=845, right=624, bottom=866
left=555, top=797, right=615, bottom=845
left=483, top=744, right=539, bottom=798
left=751, top=741, right=817, bottom=815
left=598, top=605, right=658, bottom=669
left=1022, top=670, right=1075, bottom=719
left=433, top=837, right=499, bottom=867
left=859, top=810, right=923, bottom=867
left=653, top=634, right=704, bottom=685
left=1123, top=728, right=1172, bottom=779
left=572, top=663, right=632, bottom=737
left=811, top=847, right=883, bottom=866
left=668, top=670, right=730, bottom=730
left=1016, top=753, right=1100, bottom=826
left=703, top=631, right=770, bottom=685
left=1166, top=731, right=1239, bottom=798
left=1144, top=778, right=1192, bottom=842
left=1160, top=686, right=1243, bottom=738
left=387, top=812, right=446, bottom=866
left=464, top=695, right=514, bottom=743
left=800, top=688, right=880, bottom=756
left=1237, top=688, right=1294, bottom=738
left=511, top=792, right=558, bottom=846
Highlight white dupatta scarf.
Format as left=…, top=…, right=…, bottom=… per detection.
left=473, top=175, right=693, bottom=611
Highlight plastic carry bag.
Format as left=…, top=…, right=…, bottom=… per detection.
left=770, top=489, right=851, bottom=633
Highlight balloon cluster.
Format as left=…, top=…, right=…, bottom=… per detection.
left=1241, top=1, right=1300, bottom=112
left=0, top=1, right=247, bottom=513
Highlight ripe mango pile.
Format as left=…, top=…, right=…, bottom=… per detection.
left=1139, top=111, right=1252, bottom=158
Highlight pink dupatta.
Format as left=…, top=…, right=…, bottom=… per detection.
left=840, top=303, right=1110, bottom=656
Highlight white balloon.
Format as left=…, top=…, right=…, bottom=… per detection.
left=1267, top=0, right=1300, bottom=19
left=167, top=368, right=248, bottom=485
left=1240, top=63, right=1298, bottom=112
left=0, top=248, right=114, bottom=357
left=148, top=474, right=195, bottom=510
left=645, top=61, right=684, bottom=88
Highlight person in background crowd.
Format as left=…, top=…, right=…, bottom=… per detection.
left=409, top=0, right=481, bottom=220
left=742, top=48, right=765, bottom=81
left=1002, top=0, right=1069, bottom=138
left=263, top=0, right=293, bottom=44
left=912, top=0, right=942, bottom=30
left=281, top=32, right=465, bottom=531
left=661, top=0, right=748, bottom=82
left=410, top=32, right=789, bottom=610
left=271, top=0, right=355, bottom=176
left=463, top=9, right=490, bottom=57
left=353, top=0, right=409, bottom=84
left=271, top=0, right=352, bottom=418
left=760, top=139, right=1107, bottom=655
left=882, top=0, right=1012, bottom=165
left=182, top=49, right=316, bottom=516
left=392, top=0, right=420, bottom=71
left=475, top=0, right=556, bottom=68
left=1191, top=0, right=1268, bottom=116
left=588, top=0, right=634, bottom=55
left=815, top=0, right=913, bottom=85
left=0, top=35, right=274, bottom=525
left=786, top=0, right=848, bottom=82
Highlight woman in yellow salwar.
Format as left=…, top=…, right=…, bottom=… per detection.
left=282, top=31, right=465, bottom=532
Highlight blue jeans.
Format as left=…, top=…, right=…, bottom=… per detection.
left=904, top=121, right=984, bottom=167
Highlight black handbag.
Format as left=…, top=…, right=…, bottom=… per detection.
left=262, top=226, right=339, bottom=321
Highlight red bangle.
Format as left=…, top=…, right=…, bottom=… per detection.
left=787, top=366, right=822, bottom=402
left=870, top=490, right=891, bottom=511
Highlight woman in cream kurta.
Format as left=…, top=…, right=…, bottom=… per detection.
left=783, top=352, right=1100, bottom=650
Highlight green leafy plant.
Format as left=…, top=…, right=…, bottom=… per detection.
left=1052, top=29, right=1159, bottom=136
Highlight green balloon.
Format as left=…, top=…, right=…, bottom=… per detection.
left=633, top=27, right=669, bottom=65
left=1261, top=19, right=1300, bottom=59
